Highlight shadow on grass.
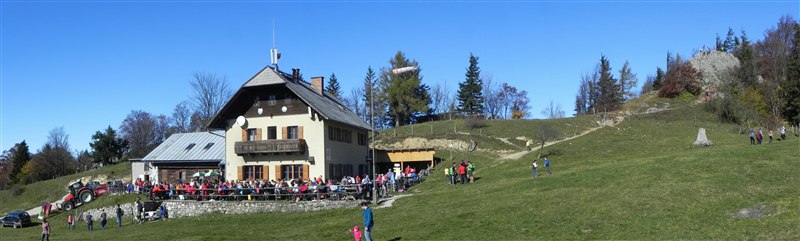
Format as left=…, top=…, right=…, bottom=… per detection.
left=388, top=237, right=402, bottom=241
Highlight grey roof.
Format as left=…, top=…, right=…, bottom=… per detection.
left=242, top=67, right=286, bottom=87
left=142, top=131, right=225, bottom=163
left=209, top=66, right=370, bottom=130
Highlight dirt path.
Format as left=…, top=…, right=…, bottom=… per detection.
left=376, top=194, right=412, bottom=209
left=499, top=115, right=626, bottom=160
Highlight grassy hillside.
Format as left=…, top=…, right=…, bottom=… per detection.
left=2, top=101, right=799, bottom=240
left=0, top=163, right=131, bottom=214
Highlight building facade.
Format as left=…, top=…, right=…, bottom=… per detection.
left=132, top=131, right=225, bottom=184
left=208, top=66, right=370, bottom=182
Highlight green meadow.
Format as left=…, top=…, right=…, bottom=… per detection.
left=2, top=100, right=799, bottom=240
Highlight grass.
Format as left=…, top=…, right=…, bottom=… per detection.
left=377, top=114, right=599, bottom=152
left=0, top=163, right=131, bottom=214
left=2, top=100, right=799, bottom=240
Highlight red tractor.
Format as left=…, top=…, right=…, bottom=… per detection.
left=61, top=181, right=109, bottom=211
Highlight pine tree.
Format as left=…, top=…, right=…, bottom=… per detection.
left=90, top=126, right=128, bottom=165
left=326, top=73, right=342, bottom=99
left=783, top=23, right=800, bottom=123
left=653, top=67, right=665, bottom=90
left=723, top=28, right=736, bottom=52
left=734, top=30, right=759, bottom=87
left=9, top=141, right=31, bottom=184
left=457, top=53, right=484, bottom=116
left=382, top=51, right=430, bottom=127
left=595, top=55, right=623, bottom=112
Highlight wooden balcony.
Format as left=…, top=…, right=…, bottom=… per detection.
left=234, top=139, right=306, bottom=155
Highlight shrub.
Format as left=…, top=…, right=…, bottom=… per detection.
left=658, top=59, right=703, bottom=98
left=10, top=184, right=24, bottom=197
left=464, top=116, right=487, bottom=129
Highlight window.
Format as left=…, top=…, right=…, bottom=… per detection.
left=243, top=166, right=263, bottom=180
left=246, top=129, right=258, bottom=141
left=358, top=133, right=367, bottom=146
left=254, top=96, right=260, bottom=106
left=267, top=126, right=277, bottom=140
left=203, top=143, right=214, bottom=150
left=268, top=95, right=276, bottom=106
left=287, top=126, right=298, bottom=139
left=284, top=93, right=292, bottom=104
left=185, top=143, right=196, bottom=151
left=328, top=126, right=352, bottom=143
left=281, top=164, right=303, bottom=180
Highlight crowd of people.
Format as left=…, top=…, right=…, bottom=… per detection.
left=125, top=165, right=430, bottom=203
left=749, top=126, right=787, bottom=144
left=443, top=160, right=476, bottom=185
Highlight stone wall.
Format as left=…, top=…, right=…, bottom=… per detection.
left=78, top=200, right=359, bottom=220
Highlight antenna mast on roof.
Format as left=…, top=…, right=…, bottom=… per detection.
left=270, top=18, right=280, bottom=70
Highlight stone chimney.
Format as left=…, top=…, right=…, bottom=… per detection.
left=292, top=68, right=300, bottom=81
left=311, top=76, right=324, bottom=95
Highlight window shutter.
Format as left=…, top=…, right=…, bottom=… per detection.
left=256, top=128, right=262, bottom=141
left=298, top=126, right=304, bottom=139
left=302, top=164, right=310, bottom=180
left=237, top=166, right=243, bottom=180
left=282, top=127, right=288, bottom=139
left=241, top=129, right=247, bottom=142
left=263, top=165, right=269, bottom=180
left=275, top=165, right=282, bottom=180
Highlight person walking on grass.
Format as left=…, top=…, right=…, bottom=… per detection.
left=100, top=209, right=107, bottom=230
left=749, top=130, right=755, bottom=145
left=361, top=202, right=374, bottom=241
left=349, top=225, right=363, bottom=241
left=532, top=159, right=538, bottom=178
left=757, top=128, right=763, bottom=144
left=544, top=157, right=552, bottom=175
left=67, top=213, right=74, bottom=230
left=769, top=130, right=774, bottom=143
left=85, top=212, right=93, bottom=231
left=116, top=204, right=124, bottom=227
left=467, top=161, right=475, bottom=183
left=444, top=166, right=451, bottom=184
left=41, top=218, right=50, bottom=241
left=458, top=161, right=468, bottom=184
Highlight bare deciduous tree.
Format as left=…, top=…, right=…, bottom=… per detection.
left=119, top=110, right=158, bottom=158
left=482, top=74, right=502, bottom=119
left=171, top=101, right=192, bottom=133
left=346, top=87, right=363, bottom=119
left=619, top=61, right=639, bottom=101
left=190, top=72, right=232, bottom=130
left=533, top=122, right=559, bottom=151
left=541, top=100, right=566, bottom=119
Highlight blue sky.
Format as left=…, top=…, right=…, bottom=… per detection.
left=1, top=1, right=797, bottom=153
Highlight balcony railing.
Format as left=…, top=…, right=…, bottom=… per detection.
left=234, top=139, right=306, bottom=155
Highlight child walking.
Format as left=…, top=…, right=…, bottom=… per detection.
left=349, top=225, right=363, bottom=241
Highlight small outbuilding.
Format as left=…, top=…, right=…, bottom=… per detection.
left=131, top=131, right=225, bottom=184
left=375, top=148, right=436, bottom=174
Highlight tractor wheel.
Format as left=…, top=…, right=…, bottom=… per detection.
left=63, top=202, right=74, bottom=211
left=79, top=190, right=94, bottom=203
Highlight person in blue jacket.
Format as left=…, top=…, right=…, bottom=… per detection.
left=361, top=202, right=374, bottom=241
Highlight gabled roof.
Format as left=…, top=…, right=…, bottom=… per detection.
left=208, top=66, right=370, bottom=130
left=142, top=131, right=225, bottom=163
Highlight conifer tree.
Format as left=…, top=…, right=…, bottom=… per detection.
left=457, top=53, right=484, bottom=116
left=326, top=73, right=342, bottom=99
left=381, top=51, right=430, bottom=126
left=595, top=55, right=623, bottom=112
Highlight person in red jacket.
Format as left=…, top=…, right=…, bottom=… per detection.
left=458, top=161, right=468, bottom=184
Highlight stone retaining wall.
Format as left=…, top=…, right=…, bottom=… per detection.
left=78, top=200, right=359, bottom=220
